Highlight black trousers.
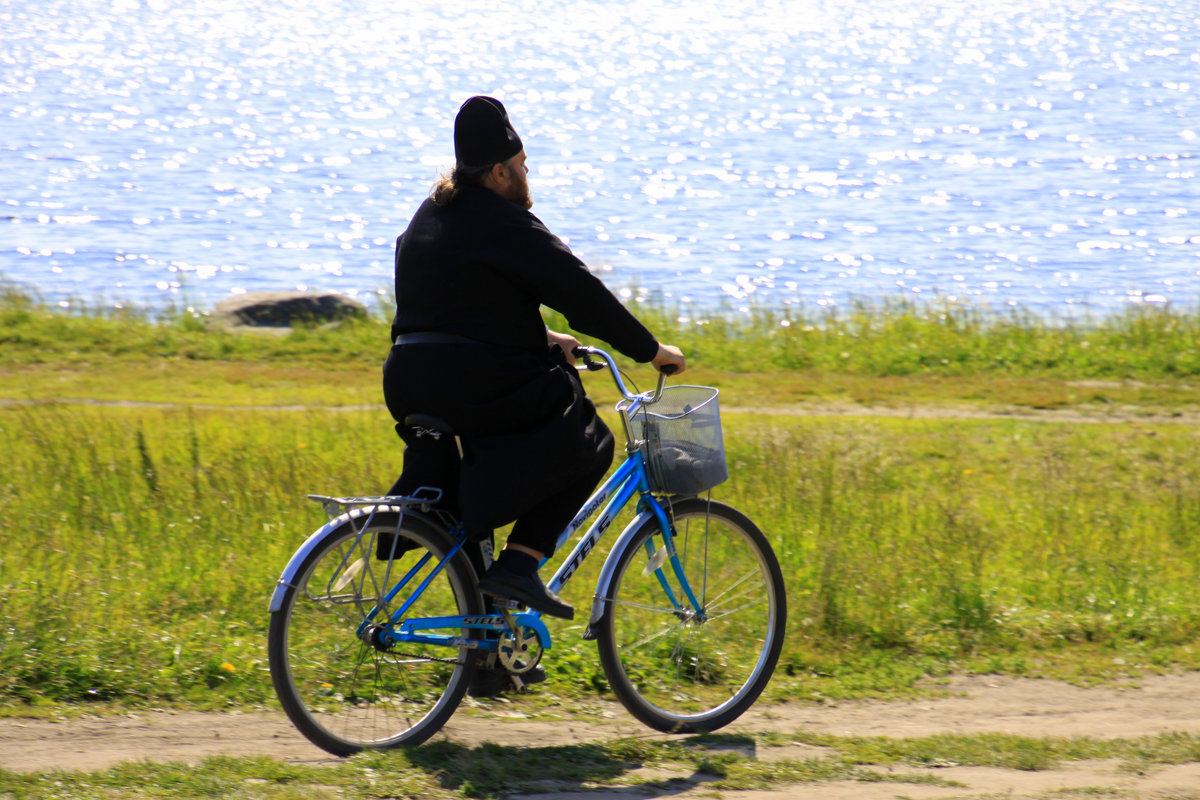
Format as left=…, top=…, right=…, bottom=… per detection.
left=382, top=341, right=615, bottom=556
left=384, top=422, right=610, bottom=557
left=503, top=449, right=610, bottom=555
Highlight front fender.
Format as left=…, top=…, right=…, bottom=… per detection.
left=585, top=500, right=672, bottom=629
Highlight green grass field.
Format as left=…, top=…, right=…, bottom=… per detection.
left=4, top=290, right=1200, bottom=707
left=6, top=399, right=1200, bottom=710
left=4, top=289, right=1200, bottom=796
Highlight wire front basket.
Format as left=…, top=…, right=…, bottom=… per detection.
left=632, top=385, right=728, bottom=496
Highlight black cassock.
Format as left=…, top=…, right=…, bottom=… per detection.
left=381, top=186, right=659, bottom=552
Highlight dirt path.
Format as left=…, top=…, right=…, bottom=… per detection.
left=5, top=674, right=1200, bottom=798
left=7, top=394, right=1200, bottom=427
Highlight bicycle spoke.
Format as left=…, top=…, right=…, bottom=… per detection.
left=703, top=595, right=770, bottom=623
left=622, top=618, right=686, bottom=653
left=698, top=567, right=760, bottom=610
left=608, top=596, right=679, bottom=616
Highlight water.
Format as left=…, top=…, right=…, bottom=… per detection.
left=2, top=0, right=1198, bottom=318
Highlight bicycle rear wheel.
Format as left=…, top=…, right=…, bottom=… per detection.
left=595, top=497, right=786, bottom=733
left=268, top=510, right=481, bottom=755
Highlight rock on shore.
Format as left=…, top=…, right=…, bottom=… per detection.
left=211, top=290, right=367, bottom=329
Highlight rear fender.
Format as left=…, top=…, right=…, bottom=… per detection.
left=268, top=505, right=448, bottom=613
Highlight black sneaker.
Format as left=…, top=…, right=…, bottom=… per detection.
left=468, top=663, right=547, bottom=698
left=477, top=561, right=575, bottom=620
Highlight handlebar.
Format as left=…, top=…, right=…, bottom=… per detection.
left=573, top=346, right=670, bottom=407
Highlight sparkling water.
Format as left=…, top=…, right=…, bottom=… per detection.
left=2, top=0, right=1197, bottom=317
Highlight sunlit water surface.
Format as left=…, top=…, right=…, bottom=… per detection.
left=2, top=0, right=1198, bottom=318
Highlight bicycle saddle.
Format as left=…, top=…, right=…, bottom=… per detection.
left=404, top=413, right=456, bottom=438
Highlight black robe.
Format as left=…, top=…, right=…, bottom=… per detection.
left=382, top=185, right=659, bottom=542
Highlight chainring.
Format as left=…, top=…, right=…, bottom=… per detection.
left=496, top=626, right=544, bottom=673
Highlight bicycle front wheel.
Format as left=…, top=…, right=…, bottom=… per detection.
left=268, top=510, right=481, bottom=755
left=596, top=498, right=786, bottom=733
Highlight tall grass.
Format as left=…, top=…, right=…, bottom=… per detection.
left=0, top=404, right=403, bottom=705
left=567, top=297, right=1200, bottom=378
left=4, top=399, right=1200, bottom=708
left=5, top=284, right=1200, bottom=707
left=722, top=416, right=1200, bottom=672
left=4, top=281, right=1200, bottom=379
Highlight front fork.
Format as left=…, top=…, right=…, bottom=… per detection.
left=582, top=493, right=707, bottom=640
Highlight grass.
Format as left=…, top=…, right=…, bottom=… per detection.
left=5, top=280, right=1200, bottom=387
left=5, top=287, right=1200, bottom=792
left=8, top=401, right=1200, bottom=710
left=4, top=284, right=1200, bottom=429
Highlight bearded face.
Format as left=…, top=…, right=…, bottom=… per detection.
left=504, top=154, right=533, bottom=210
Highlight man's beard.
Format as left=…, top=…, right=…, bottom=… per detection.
left=507, top=172, right=533, bottom=209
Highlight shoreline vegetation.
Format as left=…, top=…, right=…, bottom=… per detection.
left=6, top=280, right=1200, bottom=376
left=4, top=280, right=1200, bottom=414
left=4, top=286, right=1200, bottom=793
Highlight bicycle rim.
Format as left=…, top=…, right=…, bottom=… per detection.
left=596, top=498, right=786, bottom=733
left=268, top=511, right=480, bottom=754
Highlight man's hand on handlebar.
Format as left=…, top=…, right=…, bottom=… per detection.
left=547, top=329, right=583, bottom=365
left=571, top=345, right=677, bottom=401
left=652, top=344, right=686, bottom=376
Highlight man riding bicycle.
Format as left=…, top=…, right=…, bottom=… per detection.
left=382, top=96, right=686, bottom=644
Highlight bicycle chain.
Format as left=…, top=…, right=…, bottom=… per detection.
left=387, top=651, right=468, bottom=666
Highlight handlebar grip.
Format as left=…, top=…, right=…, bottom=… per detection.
left=658, top=364, right=679, bottom=376
left=572, top=346, right=605, bottom=371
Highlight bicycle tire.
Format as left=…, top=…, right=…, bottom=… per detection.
left=268, top=509, right=481, bottom=755
left=595, top=497, right=786, bottom=733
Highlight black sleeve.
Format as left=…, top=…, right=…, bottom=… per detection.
left=490, top=211, right=660, bottom=363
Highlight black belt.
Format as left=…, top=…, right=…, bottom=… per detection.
left=393, top=332, right=479, bottom=347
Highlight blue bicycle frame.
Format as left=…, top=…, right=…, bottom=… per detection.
left=327, top=346, right=707, bottom=658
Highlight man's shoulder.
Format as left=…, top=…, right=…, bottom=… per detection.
left=425, top=188, right=563, bottom=251
left=459, top=185, right=527, bottom=215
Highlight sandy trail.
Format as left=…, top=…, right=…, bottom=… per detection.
left=5, top=674, right=1200, bottom=798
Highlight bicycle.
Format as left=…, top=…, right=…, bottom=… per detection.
left=267, top=346, right=787, bottom=756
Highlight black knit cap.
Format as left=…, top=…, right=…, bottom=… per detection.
left=454, top=96, right=523, bottom=170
